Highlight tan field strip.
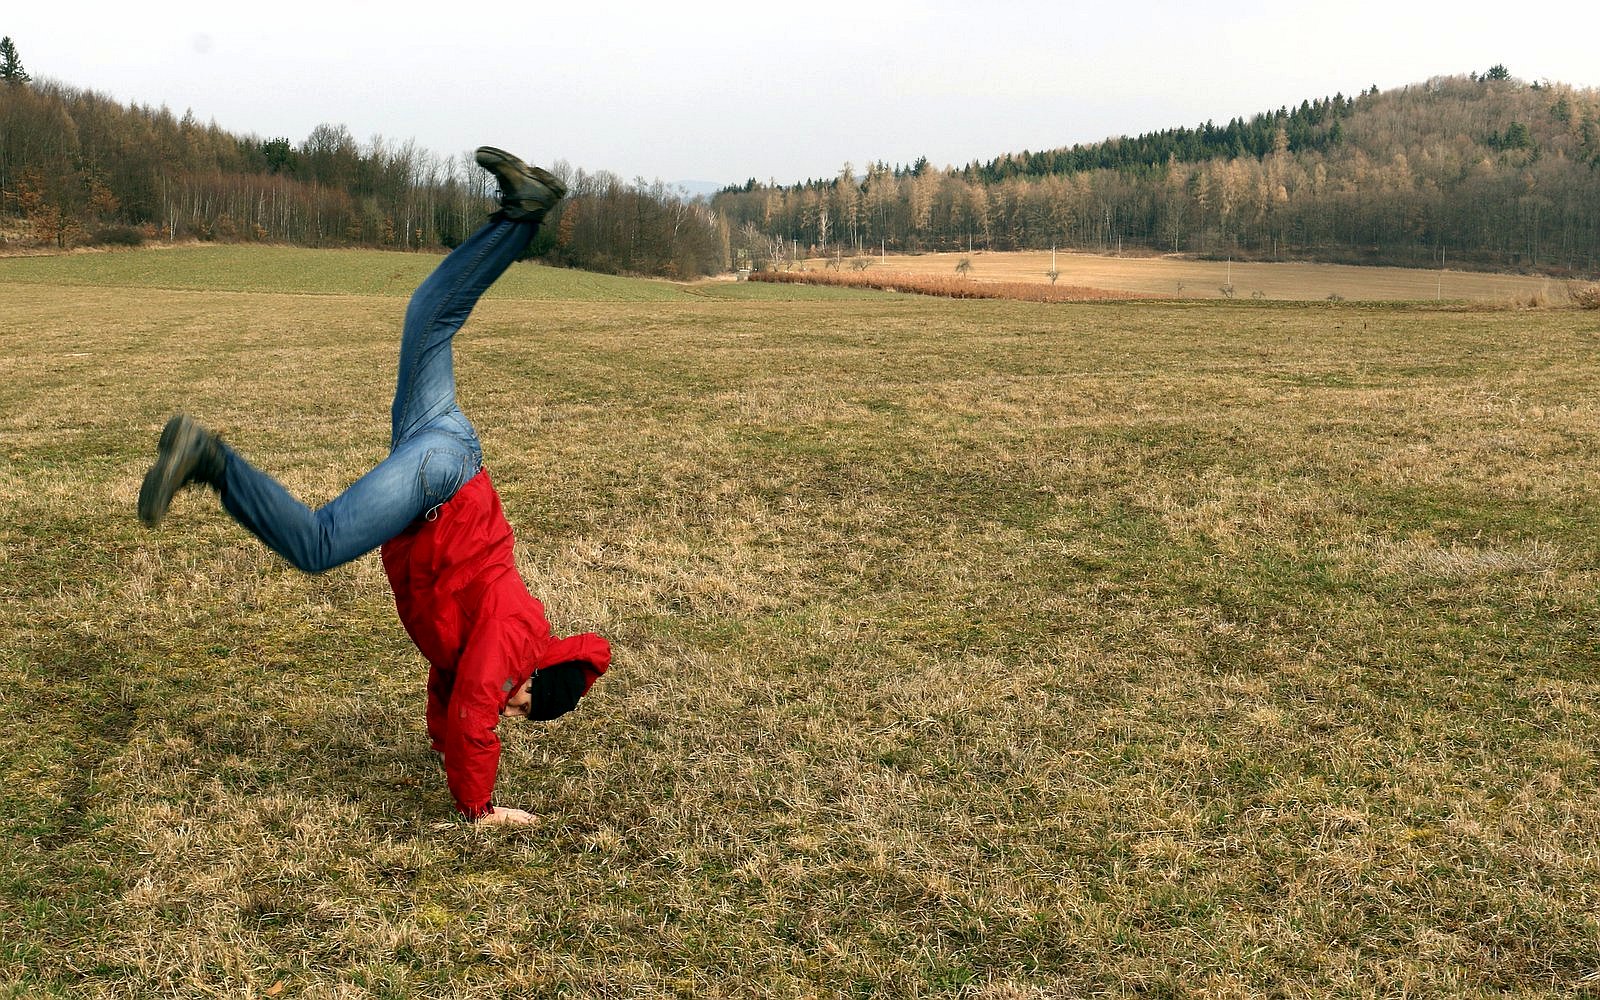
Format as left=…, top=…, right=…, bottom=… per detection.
left=807, top=250, right=1574, bottom=302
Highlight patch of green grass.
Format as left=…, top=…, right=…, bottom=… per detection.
left=0, top=245, right=688, bottom=300
left=3, top=247, right=1600, bottom=996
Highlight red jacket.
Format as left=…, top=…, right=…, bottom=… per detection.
left=379, top=469, right=610, bottom=818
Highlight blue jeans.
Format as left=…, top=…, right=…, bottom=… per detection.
left=217, top=218, right=537, bottom=573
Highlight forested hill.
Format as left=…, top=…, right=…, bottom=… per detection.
left=970, top=91, right=1358, bottom=182
left=4, top=52, right=1598, bottom=279
left=716, top=69, right=1600, bottom=275
left=0, top=47, right=728, bottom=277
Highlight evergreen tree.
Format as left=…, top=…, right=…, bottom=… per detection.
left=0, top=36, right=29, bottom=85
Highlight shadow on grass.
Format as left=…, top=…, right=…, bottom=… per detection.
left=2, top=631, right=139, bottom=850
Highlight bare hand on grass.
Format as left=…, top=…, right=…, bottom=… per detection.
left=476, top=806, right=539, bottom=827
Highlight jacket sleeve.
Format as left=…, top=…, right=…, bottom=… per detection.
left=438, top=619, right=519, bottom=818
left=425, top=664, right=455, bottom=754
left=534, top=632, right=612, bottom=694
left=517, top=590, right=611, bottom=696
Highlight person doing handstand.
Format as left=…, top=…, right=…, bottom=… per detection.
left=137, top=147, right=608, bottom=826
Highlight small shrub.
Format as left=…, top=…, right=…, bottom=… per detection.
left=1327, top=292, right=1345, bottom=303
left=955, top=257, right=972, bottom=275
left=1046, top=269, right=1060, bottom=285
left=1567, top=282, right=1600, bottom=310
left=91, top=225, right=144, bottom=247
left=1219, top=284, right=1235, bottom=299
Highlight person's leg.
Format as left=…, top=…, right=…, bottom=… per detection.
left=140, top=221, right=531, bottom=572
left=389, top=217, right=537, bottom=449
left=139, top=147, right=563, bottom=570
left=205, top=217, right=536, bottom=572
left=215, top=427, right=475, bottom=573
left=391, top=146, right=565, bottom=449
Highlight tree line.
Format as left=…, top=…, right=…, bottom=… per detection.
left=0, top=39, right=727, bottom=278
left=7, top=41, right=1597, bottom=280
left=717, top=71, right=1600, bottom=275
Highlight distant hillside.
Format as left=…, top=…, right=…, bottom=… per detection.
left=715, top=69, right=1600, bottom=276
left=0, top=53, right=727, bottom=278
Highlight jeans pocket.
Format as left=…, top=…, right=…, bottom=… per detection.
left=418, top=447, right=473, bottom=511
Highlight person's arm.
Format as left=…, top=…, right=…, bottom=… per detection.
left=425, top=664, right=454, bottom=754
left=436, top=621, right=519, bottom=820
left=532, top=633, right=612, bottom=695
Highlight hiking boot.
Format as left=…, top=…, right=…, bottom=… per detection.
left=474, top=146, right=566, bottom=222
left=137, top=413, right=225, bottom=527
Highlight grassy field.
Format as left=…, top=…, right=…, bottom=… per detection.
left=2, top=246, right=1599, bottom=997
left=804, top=250, right=1578, bottom=304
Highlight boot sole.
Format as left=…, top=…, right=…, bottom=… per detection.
left=137, top=414, right=203, bottom=526
left=475, top=146, right=566, bottom=203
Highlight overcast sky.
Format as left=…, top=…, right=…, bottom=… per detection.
left=7, top=2, right=1597, bottom=189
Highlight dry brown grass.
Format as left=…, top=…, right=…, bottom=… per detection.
left=1569, top=281, right=1600, bottom=310
left=3, top=248, right=1600, bottom=997
left=803, top=250, right=1586, bottom=304
left=750, top=267, right=1150, bottom=303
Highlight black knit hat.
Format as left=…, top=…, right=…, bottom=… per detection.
left=522, top=662, right=588, bottom=721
